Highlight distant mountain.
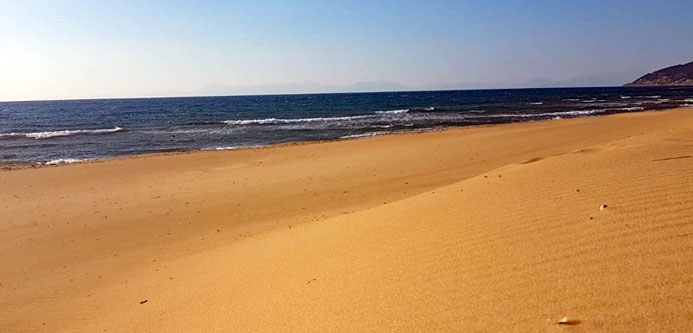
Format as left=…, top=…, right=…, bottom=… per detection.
left=625, top=61, right=693, bottom=86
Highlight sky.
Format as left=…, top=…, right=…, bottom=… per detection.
left=0, top=0, right=692, bottom=101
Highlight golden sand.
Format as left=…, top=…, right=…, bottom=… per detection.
left=1, top=108, right=692, bottom=331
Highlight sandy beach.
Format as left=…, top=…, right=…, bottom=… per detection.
left=1, top=108, right=692, bottom=331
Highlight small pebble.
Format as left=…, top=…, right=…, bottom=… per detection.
left=557, top=317, right=580, bottom=325
left=600, top=204, right=608, bottom=211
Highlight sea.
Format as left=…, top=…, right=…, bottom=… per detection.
left=1, top=86, right=693, bottom=166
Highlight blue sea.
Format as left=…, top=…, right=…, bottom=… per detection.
left=1, top=87, right=692, bottom=166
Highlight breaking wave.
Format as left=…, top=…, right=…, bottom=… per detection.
left=223, top=115, right=375, bottom=125
left=339, top=131, right=392, bottom=139
left=375, top=109, right=409, bottom=115
left=38, top=158, right=86, bottom=165
left=485, top=109, right=607, bottom=119
left=0, top=127, right=123, bottom=140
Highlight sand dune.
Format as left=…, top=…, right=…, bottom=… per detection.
left=1, top=108, right=692, bottom=331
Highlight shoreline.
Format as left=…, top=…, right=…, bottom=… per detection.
left=0, top=107, right=679, bottom=171
left=2, top=107, right=692, bottom=331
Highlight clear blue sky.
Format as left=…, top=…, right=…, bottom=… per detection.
left=1, top=0, right=691, bottom=101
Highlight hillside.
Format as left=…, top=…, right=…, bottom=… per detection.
left=626, top=61, right=693, bottom=86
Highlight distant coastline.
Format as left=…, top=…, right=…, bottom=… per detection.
left=625, top=61, right=693, bottom=87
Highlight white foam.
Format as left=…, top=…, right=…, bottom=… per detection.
left=616, top=106, right=645, bottom=111
left=538, top=109, right=607, bottom=117
left=201, top=145, right=260, bottom=151
left=0, top=127, right=123, bottom=139
left=222, top=118, right=278, bottom=125
left=340, top=131, right=391, bottom=139
left=486, top=109, right=607, bottom=119
left=683, top=99, right=693, bottom=102
left=374, top=109, right=409, bottom=115
left=214, top=146, right=242, bottom=150
left=562, top=98, right=580, bottom=102
left=39, top=158, right=85, bottom=165
left=223, top=115, right=374, bottom=125
left=529, top=102, right=543, bottom=105
left=681, top=104, right=693, bottom=108
left=620, top=96, right=632, bottom=99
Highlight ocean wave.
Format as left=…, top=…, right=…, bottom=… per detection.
left=199, top=145, right=258, bottom=151
left=683, top=99, right=693, bottom=102
left=0, top=127, right=123, bottom=140
left=681, top=104, right=693, bottom=108
left=543, top=109, right=607, bottom=117
left=374, top=109, right=409, bottom=115
left=562, top=98, right=580, bottom=102
left=616, top=106, right=645, bottom=111
left=38, top=158, right=85, bottom=165
left=486, top=109, right=607, bottom=119
left=528, top=102, right=543, bottom=105
left=620, top=96, right=632, bottom=99
left=222, top=115, right=375, bottom=125
left=213, top=146, right=243, bottom=150
left=340, top=131, right=392, bottom=139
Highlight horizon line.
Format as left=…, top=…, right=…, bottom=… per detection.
left=0, top=85, right=628, bottom=103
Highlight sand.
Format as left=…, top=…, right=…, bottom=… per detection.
left=1, top=108, right=692, bottom=331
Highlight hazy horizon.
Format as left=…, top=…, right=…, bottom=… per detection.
left=1, top=1, right=692, bottom=102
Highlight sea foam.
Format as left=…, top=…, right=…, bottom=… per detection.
left=38, top=158, right=85, bottom=165
left=0, top=127, right=123, bottom=139
left=486, top=109, right=607, bottom=119
left=223, top=115, right=375, bottom=125
left=374, top=109, right=409, bottom=115
left=616, top=106, right=645, bottom=111
left=339, top=132, right=391, bottom=139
